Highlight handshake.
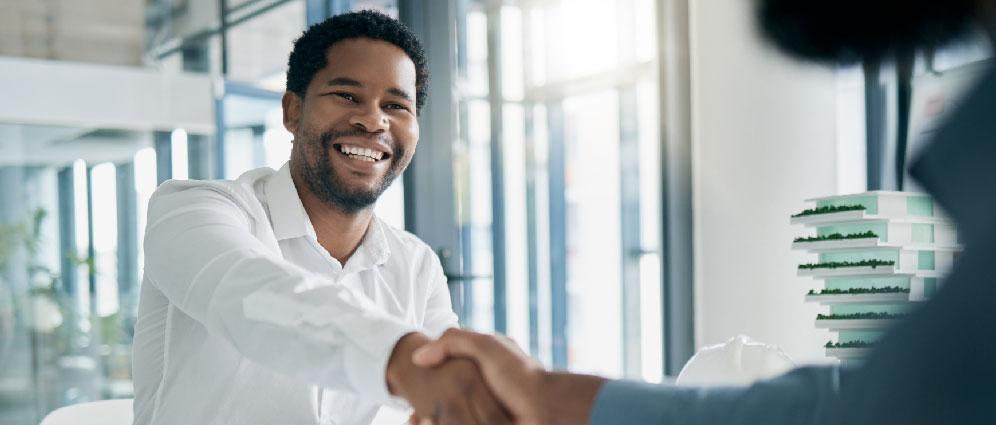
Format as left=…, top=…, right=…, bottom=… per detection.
left=385, top=329, right=608, bottom=425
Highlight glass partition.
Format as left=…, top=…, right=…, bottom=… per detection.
left=452, top=0, right=662, bottom=380
left=0, top=125, right=157, bottom=423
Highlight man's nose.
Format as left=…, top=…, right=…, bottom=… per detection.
left=349, top=104, right=389, bottom=133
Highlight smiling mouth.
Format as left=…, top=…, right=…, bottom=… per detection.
left=333, top=143, right=390, bottom=163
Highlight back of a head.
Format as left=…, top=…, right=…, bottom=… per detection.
left=756, top=0, right=980, bottom=63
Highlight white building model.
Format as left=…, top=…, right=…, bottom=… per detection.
left=791, top=191, right=960, bottom=363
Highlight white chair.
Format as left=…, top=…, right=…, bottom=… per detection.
left=676, top=335, right=795, bottom=387
left=39, top=399, right=133, bottom=425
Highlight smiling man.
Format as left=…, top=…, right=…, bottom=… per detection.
left=132, top=11, right=509, bottom=425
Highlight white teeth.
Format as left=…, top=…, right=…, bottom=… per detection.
left=341, top=145, right=385, bottom=162
left=347, top=154, right=375, bottom=162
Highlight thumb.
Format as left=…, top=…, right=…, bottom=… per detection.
left=412, top=329, right=489, bottom=367
left=411, top=338, right=451, bottom=367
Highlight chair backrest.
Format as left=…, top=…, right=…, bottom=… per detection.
left=39, top=399, right=134, bottom=425
left=676, top=335, right=795, bottom=387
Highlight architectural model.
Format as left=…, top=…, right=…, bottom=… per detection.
left=791, top=191, right=960, bottom=363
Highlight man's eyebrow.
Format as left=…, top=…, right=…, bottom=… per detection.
left=326, top=77, right=362, bottom=87
left=388, top=87, right=414, bottom=103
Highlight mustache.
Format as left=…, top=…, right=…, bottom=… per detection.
left=319, top=128, right=392, bottom=148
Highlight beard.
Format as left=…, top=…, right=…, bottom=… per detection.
left=297, top=127, right=408, bottom=214
left=756, top=0, right=979, bottom=63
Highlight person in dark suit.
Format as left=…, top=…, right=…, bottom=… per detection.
left=409, top=1, right=996, bottom=424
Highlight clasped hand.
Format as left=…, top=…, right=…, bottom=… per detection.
left=387, top=329, right=605, bottom=425
left=385, top=331, right=526, bottom=425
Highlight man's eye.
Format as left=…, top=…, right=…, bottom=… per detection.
left=386, top=103, right=409, bottom=111
left=334, top=92, right=356, bottom=101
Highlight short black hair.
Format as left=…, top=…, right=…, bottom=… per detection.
left=286, top=10, right=428, bottom=114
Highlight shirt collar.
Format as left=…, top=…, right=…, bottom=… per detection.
left=264, top=162, right=314, bottom=241
left=263, top=162, right=392, bottom=268
left=348, top=216, right=392, bottom=270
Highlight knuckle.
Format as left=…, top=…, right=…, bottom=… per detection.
left=440, top=327, right=460, bottom=340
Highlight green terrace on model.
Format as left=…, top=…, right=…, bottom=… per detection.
left=816, top=312, right=906, bottom=320
left=791, top=204, right=867, bottom=218
left=793, top=231, right=879, bottom=243
left=807, top=286, right=909, bottom=295
left=825, top=340, right=873, bottom=348
left=798, top=259, right=895, bottom=270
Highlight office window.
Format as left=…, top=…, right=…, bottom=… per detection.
left=0, top=127, right=162, bottom=422
left=351, top=0, right=399, bottom=17
left=454, top=0, right=662, bottom=380
left=226, top=0, right=307, bottom=90
left=90, top=163, right=119, bottom=318
left=221, top=93, right=287, bottom=178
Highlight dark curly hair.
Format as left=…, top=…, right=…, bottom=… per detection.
left=286, top=10, right=428, bottom=114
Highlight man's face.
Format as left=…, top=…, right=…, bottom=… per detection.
left=757, top=0, right=978, bottom=62
left=283, top=37, right=419, bottom=213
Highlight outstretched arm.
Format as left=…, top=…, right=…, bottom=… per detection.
left=145, top=184, right=509, bottom=425
left=413, top=329, right=842, bottom=425
left=144, top=185, right=415, bottom=400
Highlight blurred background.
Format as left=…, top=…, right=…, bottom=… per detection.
left=0, top=0, right=991, bottom=423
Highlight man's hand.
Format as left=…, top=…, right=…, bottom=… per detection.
left=386, top=332, right=512, bottom=425
left=411, top=329, right=608, bottom=425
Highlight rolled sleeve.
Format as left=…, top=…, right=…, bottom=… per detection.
left=343, top=323, right=417, bottom=404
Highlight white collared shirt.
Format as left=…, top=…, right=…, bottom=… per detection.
left=132, top=163, right=458, bottom=425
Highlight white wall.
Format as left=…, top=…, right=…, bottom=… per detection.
left=689, top=0, right=841, bottom=363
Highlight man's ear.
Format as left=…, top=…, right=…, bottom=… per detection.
left=282, top=91, right=303, bottom=134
